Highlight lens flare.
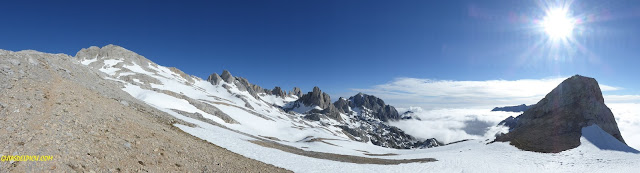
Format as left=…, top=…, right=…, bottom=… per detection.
left=541, top=8, right=576, bottom=40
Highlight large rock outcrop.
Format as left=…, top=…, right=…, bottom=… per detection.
left=221, top=70, right=234, bottom=83
left=298, top=86, right=332, bottom=109
left=333, top=97, right=351, bottom=113
left=271, top=86, right=286, bottom=98
left=495, top=75, right=626, bottom=153
left=207, top=73, right=223, bottom=85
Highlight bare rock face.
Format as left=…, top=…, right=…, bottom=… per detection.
left=333, top=97, right=351, bottom=113
left=221, top=70, right=234, bottom=83
left=286, top=86, right=342, bottom=121
left=491, top=104, right=534, bottom=112
left=298, top=86, right=332, bottom=109
left=76, top=44, right=158, bottom=72
left=348, top=93, right=400, bottom=122
left=207, top=73, right=223, bottom=85
left=289, top=87, right=302, bottom=97
left=271, top=86, right=286, bottom=98
left=495, top=75, right=626, bottom=153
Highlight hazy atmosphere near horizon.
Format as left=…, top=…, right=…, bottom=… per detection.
left=1, top=1, right=640, bottom=172
left=2, top=0, right=640, bottom=109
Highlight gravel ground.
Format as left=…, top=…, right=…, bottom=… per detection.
left=0, top=50, right=291, bottom=172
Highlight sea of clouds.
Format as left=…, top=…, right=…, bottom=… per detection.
left=390, top=107, right=518, bottom=143
left=357, top=76, right=640, bottom=150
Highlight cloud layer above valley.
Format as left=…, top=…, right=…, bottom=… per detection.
left=389, top=108, right=519, bottom=143
left=361, top=76, right=640, bottom=150
left=390, top=105, right=640, bottom=150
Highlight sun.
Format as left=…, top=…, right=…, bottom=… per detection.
left=541, top=8, right=576, bottom=40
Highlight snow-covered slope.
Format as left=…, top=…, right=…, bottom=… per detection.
left=76, top=45, right=639, bottom=172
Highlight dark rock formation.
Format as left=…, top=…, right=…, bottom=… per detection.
left=400, top=111, right=420, bottom=120
left=298, top=86, right=332, bottom=109
left=491, top=104, right=534, bottom=112
left=339, top=124, right=443, bottom=149
left=416, top=138, right=444, bottom=149
left=333, top=97, right=351, bottom=113
left=497, top=116, right=518, bottom=130
left=495, top=75, right=627, bottom=153
left=271, top=86, right=286, bottom=98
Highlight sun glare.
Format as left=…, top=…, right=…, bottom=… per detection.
left=541, top=8, right=575, bottom=40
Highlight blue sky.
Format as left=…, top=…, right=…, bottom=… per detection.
left=2, top=0, right=640, bottom=107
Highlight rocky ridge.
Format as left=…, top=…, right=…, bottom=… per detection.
left=491, top=104, right=534, bottom=112
left=205, top=69, right=442, bottom=149
left=284, top=87, right=442, bottom=149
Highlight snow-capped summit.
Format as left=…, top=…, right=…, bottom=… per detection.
left=495, top=75, right=627, bottom=153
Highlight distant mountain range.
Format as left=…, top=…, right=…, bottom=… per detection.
left=491, top=104, right=534, bottom=112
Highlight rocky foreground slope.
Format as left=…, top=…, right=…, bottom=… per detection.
left=0, top=49, right=289, bottom=172
left=495, top=75, right=627, bottom=153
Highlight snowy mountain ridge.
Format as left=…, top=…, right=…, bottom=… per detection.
left=68, top=45, right=639, bottom=172
left=75, top=44, right=440, bottom=150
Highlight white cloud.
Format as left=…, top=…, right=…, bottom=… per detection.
left=605, top=95, right=640, bottom=104
left=354, top=76, right=629, bottom=110
left=389, top=108, right=520, bottom=143
left=605, top=103, right=640, bottom=150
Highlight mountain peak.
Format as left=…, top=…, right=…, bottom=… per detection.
left=495, top=75, right=626, bottom=153
left=346, top=93, right=399, bottom=122
left=221, top=70, right=234, bottom=83
left=289, top=87, right=302, bottom=97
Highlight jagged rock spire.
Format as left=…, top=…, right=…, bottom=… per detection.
left=220, top=70, right=234, bottom=83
